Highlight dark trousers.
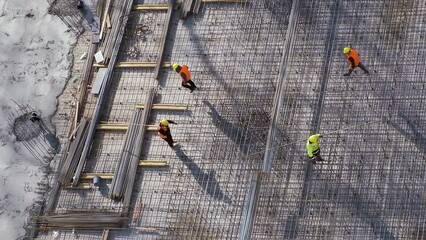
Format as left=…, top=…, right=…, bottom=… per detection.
left=182, top=80, right=197, bottom=90
left=163, top=135, right=174, bottom=147
left=346, top=62, right=369, bottom=75
left=311, top=149, right=323, bottom=163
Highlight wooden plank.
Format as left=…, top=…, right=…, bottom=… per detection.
left=97, top=123, right=129, bottom=130
left=91, top=68, right=108, bottom=94
left=81, top=173, right=114, bottom=180
left=147, top=125, right=157, bottom=131
left=102, top=229, right=110, bottom=240
left=135, top=227, right=158, bottom=233
left=97, top=123, right=157, bottom=131
left=99, top=0, right=112, bottom=40
left=66, top=182, right=92, bottom=189
left=139, top=160, right=168, bottom=167
left=135, top=103, right=188, bottom=111
left=106, top=14, right=112, bottom=29
left=132, top=4, right=169, bottom=10
left=94, top=61, right=171, bottom=68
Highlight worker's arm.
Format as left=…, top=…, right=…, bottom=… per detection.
left=180, top=73, right=188, bottom=81
left=167, top=120, right=177, bottom=125
left=158, top=132, right=167, bottom=139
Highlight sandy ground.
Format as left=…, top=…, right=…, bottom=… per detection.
left=0, top=0, right=75, bottom=239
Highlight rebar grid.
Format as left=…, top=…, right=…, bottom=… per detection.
left=129, top=1, right=291, bottom=239
left=252, top=0, right=426, bottom=239
left=39, top=0, right=426, bottom=239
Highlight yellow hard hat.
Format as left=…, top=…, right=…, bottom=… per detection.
left=343, top=47, right=351, bottom=54
left=172, top=64, right=179, bottom=70
left=308, top=135, right=317, bottom=143
left=160, top=119, right=169, bottom=126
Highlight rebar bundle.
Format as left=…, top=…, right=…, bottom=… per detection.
left=43, top=212, right=126, bottom=229
left=58, top=118, right=90, bottom=185
left=39, top=0, right=426, bottom=239
left=110, top=88, right=155, bottom=201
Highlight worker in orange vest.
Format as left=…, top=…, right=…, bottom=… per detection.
left=343, top=47, right=369, bottom=76
left=172, top=63, right=197, bottom=93
left=157, top=119, right=177, bottom=147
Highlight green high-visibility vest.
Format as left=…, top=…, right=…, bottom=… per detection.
left=306, top=134, right=321, bottom=158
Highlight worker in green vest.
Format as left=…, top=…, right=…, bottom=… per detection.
left=306, top=134, right=323, bottom=164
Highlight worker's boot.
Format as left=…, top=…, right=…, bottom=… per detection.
left=343, top=68, right=353, bottom=76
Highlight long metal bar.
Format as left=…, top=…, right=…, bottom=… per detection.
left=262, top=0, right=300, bottom=174
left=238, top=1, right=300, bottom=239
left=238, top=172, right=262, bottom=240
left=122, top=88, right=155, bottom=216
left=153, top=0, right=174, bottom=79
left=73, top=0, right=135, bottom=187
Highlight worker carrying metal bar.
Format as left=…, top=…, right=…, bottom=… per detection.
left=158, top=119, right=177, bottom=148
left=172, top=63, right=197, bottom=93
left=306, top=134, right=324, bottom=164
left=343, top=47, right=369, bottom=76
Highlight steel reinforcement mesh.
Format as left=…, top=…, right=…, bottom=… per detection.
left=255, top=0, right=426, bottom=239
left=39, top=0, right=426, bottom=239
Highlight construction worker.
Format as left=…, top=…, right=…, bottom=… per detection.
left=29, top=111, right=41, bottom=123
left=172, top=63, right=197, bottom=93
left=343, top=47, right=369, bottom=76
left=157, top=119, right=177, bottom=148
left=306, top=134, right=323, bottom=164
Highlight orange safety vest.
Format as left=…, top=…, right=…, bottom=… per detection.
left=346, top=49, right=361, bottom=66
left=179, top=65, right=191, bottom=81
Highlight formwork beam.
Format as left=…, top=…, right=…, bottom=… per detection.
left=65, top=182, right=92, bottom=189
left=79, top=162, right=167, bottom=181
left=94, top=62, right=171, bottom=68
left=81, top=173, right=114, bottom=180
left=135, top=103, right=188, bottom=111
left=139, top=160, right=168, bottom=167
left=102, top=229, right=110, bottom=240
left=97, top=123, right=157, bottom=131
left=97, top=123, right=129, bottom=130
left=132, top=4, right=169, bottom=10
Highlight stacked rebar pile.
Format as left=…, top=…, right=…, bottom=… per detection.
left=43, top=212, right=126, bottom=229
left=58, top=118, right=90, bottom=185
left=100, top=0, right=135, bottom=62
left=110, top=88, right=155, bottom=201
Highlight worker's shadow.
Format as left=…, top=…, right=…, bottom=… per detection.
left=203, top=100, right=251, bottom=155
left=98, top=180, right=110, bottom=198
left=40, top=121, right=61, bottom=154
left=174, top=145, right=232, bottom=204
left=77, top=1, right=99, bottom=32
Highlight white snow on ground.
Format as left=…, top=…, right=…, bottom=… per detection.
left=0, top=0, right=75, bottom=239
